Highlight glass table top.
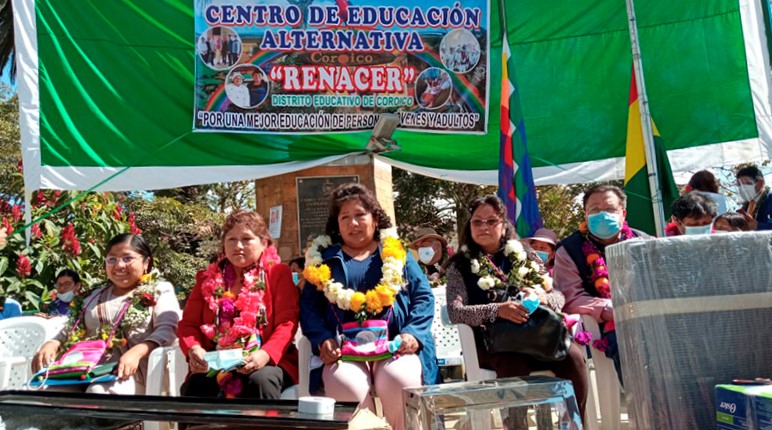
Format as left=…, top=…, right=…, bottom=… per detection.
left=0, top=391, right=356, bottom=430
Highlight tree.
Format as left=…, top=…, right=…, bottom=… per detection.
left=155, top=180, right=255, bottom=212
left=536, top=184, right=586, bottom=239
left=0, top=86, right=19, bottom=201
left=392, top=168, right=496, bottom=242
left=123, top=196, right=223, bottom=301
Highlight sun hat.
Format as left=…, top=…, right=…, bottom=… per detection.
left=527, top=228, right=558, bottom=246
left=409, top=227, right=448, bottom=249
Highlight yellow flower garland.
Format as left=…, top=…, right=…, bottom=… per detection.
left=304, top=229, right=407, bottom=319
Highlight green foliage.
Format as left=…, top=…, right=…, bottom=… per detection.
left=536, top=185, right=586, bottom=239
left=124, top=196, right=223, bottom=301
left=1, top=191, right=133, bottom=309
left=0, top=86, right=20, bottom=202
left=393, top=168, right=496, bottom=242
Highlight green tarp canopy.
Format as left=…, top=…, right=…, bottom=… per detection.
left=14, top=0, right=772, bottom=191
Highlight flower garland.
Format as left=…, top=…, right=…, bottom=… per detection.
left=462, top=240, right=597, bottom=347
left=303, top=228, right=407, bottom=323
left=198, top=247, right=279, bottom=399
left=63, top=269, right=161, bottom=351
left=462, top=239, right=553, bottom=294
left=578, top=221, right=633, bottom=300
left=578, top=221, right=634, bottom=350
left=199, top=252, right=278, bottom=350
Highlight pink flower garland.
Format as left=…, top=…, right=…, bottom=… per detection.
left=199, top=246, right=280, bottom=350
left=198, top=246, right=280, bottom=398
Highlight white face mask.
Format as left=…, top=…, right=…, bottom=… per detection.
left=684, top=223, right=712, bottom=236
left=57, top=290, right=75, bottom=303
left=418, top=246, right=435, bottom=264
left=738, top=183, right=758, bottom=202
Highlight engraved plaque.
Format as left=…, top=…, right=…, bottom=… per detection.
left=296, top=175, right=359, bottom=249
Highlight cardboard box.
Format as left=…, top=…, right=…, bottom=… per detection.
left=716, top=384, right=772, bottom=429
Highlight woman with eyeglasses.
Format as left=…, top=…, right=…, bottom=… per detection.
left=445, top=195, right=588, bottom=423
left=32, top=233, right=181, bottom=395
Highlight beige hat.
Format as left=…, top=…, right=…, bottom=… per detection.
left=527, top=228, right=558, bottom=246
left=409, top=227, right=447, bottom=249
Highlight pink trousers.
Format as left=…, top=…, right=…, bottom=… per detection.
left=322, top=354, right=423, bottom=430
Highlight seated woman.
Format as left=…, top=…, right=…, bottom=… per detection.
left=523, top=228, right=558, bottom=274
left=446, top=195, right=588, bottom=421
left=32, top=233, right=180, bottom=395
left=300, top=183, right=439, bottom=430
left=178, top=210, right=299, bottom=399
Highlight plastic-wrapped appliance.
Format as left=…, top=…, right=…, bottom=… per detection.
left=605, top=231, right=772, bottom=430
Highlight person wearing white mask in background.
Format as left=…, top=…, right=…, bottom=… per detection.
left=669, top=192, right=717, bottom=236
left=523, top=228, right=558, bottom=275
left=735, top=165, right=772, bottom=230
left=409, top=227, right=449, bottom=287
left=553, top=184, right=650, bottom=384
left=288, top=257, right=305, bottom=289
left=43, top=269, right=82, bottom=317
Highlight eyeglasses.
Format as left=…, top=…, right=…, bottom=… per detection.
left=471, top=218, right=502, bottom=228
left=105, top=256, right=140, bottom=266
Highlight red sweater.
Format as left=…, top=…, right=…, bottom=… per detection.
left=178, top=262, right=299, bottom=383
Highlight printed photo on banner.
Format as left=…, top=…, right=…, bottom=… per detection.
left=198, top=26, right=242, bottom=70
left=192, top=0, right=490, bottom=134
left=440, top=29, right=481, bottom=74
left=225, top=65, right=270, bottom=109
left=416, top=68, right=452, bottom=109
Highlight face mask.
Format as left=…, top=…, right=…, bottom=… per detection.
left=57, top=290, right=75, bottom=303
left=587, top=211, right=623, bottom=239
left=684, top=224, right=712, bottom=236
left=738, top=184, right=758, bottom=202
left=291, top=272, right=300, bottom=285
left=535, top=251, right=550, bottom=264
left=418, top=246, right=435, bottom=264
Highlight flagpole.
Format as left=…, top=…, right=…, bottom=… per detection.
left=625, top=0, right=667, bottom=237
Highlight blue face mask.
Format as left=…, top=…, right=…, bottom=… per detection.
left=587, top=211, right=623, bottom=239
left=684, top=223, right=712, bottom=236
left=535, top=251, right=550, bottom=264
left=291, top=272, right=300, bottom=285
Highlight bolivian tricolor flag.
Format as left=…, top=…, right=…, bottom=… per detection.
left=624, top=67, right=679, bottom=236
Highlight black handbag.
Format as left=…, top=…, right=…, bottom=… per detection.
left=483, top=303, right=571, bottom=362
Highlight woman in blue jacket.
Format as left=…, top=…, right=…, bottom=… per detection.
left=300, top=183, right=438, bottom=430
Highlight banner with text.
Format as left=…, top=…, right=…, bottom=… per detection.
left=193, top=0, right=489, bottom=134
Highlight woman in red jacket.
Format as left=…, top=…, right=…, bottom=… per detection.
left=178, top=210, right=299, bottom=398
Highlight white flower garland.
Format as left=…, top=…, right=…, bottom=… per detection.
left=462, top=239, right=551, bottom=292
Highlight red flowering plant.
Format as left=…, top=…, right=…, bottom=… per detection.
left=0, top=189, right=138, bottom=311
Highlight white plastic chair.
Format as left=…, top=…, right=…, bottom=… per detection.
left=581, top=315, right=622, bottom=430
left=42, top=316, right=68, bottom=341
left=146, top=340, right=187, bottom=397
left=296, top=334, right=312, bottom=398
left=430, top=286, right=464, bottom=369
left=145, top=342, right=188, bottom=430
left=0, top=316, right=49, bottom=389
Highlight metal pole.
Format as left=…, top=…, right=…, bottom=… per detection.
left=625, top=0, right=667, bottom=237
